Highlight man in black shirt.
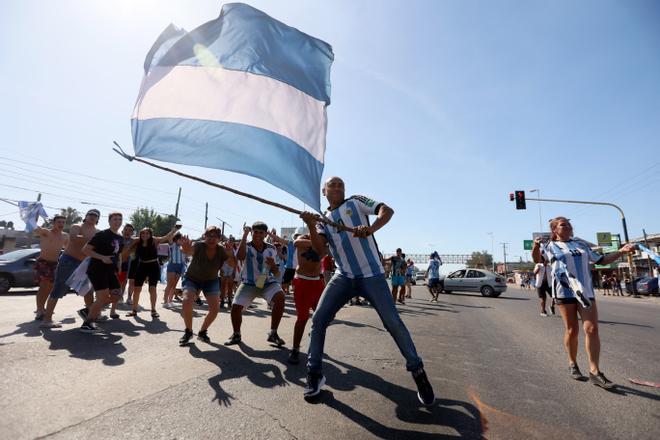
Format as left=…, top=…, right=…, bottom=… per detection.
left=79, top=212, right=124, bottom=333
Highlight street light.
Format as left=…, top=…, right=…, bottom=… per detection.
left=529, top=189, right=543, bottom=232
left=487, top=232, right=495, bottom=271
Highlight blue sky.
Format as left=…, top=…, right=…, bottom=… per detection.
left=1, top=0, right=659, bottom=262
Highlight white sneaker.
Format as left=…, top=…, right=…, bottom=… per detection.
left=163, top=303, right=170, bottom=309
left=540, top=312, right=548, bottom=317
left=40, top=320, right=62, bottom=329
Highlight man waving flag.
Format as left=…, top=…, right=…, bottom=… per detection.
left=131, top=3, right=333, bottom=210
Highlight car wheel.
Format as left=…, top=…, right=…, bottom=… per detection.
left=0, top=274, right=12, bottom=295
left=481, top=285, right=495, bottom=297
left=443, top=290, right=452, bottom=294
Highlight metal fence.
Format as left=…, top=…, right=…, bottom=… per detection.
left=382, top=253, right=470, bottom=264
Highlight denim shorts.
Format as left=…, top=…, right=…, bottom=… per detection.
left=181, top=276, right=220, bottom=296
left=391, top=275, right=405, bottom=286
left=167, top=262, right=184, bottom=275
left=49, top=254, right=83, bottom=299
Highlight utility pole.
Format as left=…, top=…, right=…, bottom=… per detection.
left=174, top=187, right=181, bottom=218
left=501, top=243, right=509, bottom=278
left=487, top=232, right=495, bottom=271
left=216, top=217, right=232, bottom=237
left=204, top=202, right=208, bottom=230
left=643, top=229, right=654, bottom=276
left=529, top=189, right=542, bottom=232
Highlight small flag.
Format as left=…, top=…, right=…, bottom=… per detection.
left=18, top=201, right=48, bottom=233
left=131, top=3, right=333, bottom=210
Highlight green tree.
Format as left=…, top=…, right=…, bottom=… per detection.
left=130, top=207, right=177, bottom=236
left=466, top=251, right=493, bottom=269
left=42, top=207, right=82, bottom=232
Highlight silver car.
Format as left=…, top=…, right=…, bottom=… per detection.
left=442, top=268, right=507, bottom=297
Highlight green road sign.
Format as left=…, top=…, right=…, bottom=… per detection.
left=596, top=232, right=612, bottom=246
left=523, top=240, right=533, bottom=250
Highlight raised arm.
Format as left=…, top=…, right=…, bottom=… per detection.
left=120, top=238, right=139, bottom=260
left=68, top=225, right=88, bottom=248
left=266, top=229, right=289, bottom=245
left=599, top=243, right=637, bottom=265
left=300, top=212, right=328, bottom=255
left=236, top=224, right=251, bottom=261
left=154, top=226, right=179, bottom=245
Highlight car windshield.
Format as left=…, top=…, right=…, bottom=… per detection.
left=0, top=248, right=38, bottom=262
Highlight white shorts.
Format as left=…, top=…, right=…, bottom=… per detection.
left=233, top=282, right=283, bottom=307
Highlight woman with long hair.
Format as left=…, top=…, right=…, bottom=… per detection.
left=532, top=216, right=636, bottom=389
left=123, top=226, right=178, bottom=318
left=164, top=232, right=186, bottom=308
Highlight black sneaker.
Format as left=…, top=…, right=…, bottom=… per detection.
left=197, top=330, right=210, bottom=343
left=303, top=372, right=326, bottom=399
left=412, top=368, right=435, bottom=406
left=195, top=298, right=204, bottom=306
left=77, top=308, right=89, bottom=321
left=267, top=331, right=285, bottom=347
left=179, top=329, right=193, bottom=346
left=34, top=311, right=45, bottom=321
left=79, top=322, right=99, bottom=333
left=590, top=371, right=615, bottom=390
left=224, top=332, right=241, bottom=346
left=569, top=363, right=583, bottom=380
left=288, top=348, right=300, bottom=364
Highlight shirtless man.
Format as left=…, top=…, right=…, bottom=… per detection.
left=33, top=215, right=69, bottom=320
left=288, top=234, right=326, bottom=364
left=40, top=209, right=99, bottom=328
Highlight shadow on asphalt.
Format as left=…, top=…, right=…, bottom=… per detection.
left=188, top=341, right=288, bottom=406
left=597, top=320, right=654, bottom=329
left=40, top=328, right=127, bottom=366
left=610, top=385, right=660, bottom=402
left=308, top=355, right=482, bottom=439
left=442, top=292, right=530, bottom=301
left=0, top=289, right=38, bottom=296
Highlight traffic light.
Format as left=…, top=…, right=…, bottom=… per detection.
left=509, top=193, right=514, bottom=202
left=515, top=190, right=526, bottom=210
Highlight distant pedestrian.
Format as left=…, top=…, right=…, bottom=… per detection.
left=533, top=256, right=554, bottom=316
left=387, top=248, right=407, bottom=304
left=532, top=216, right=636, bottom=389
left=164, top=230, right=186, bottom=308
left=601, top=274, right=611, bottom=295
left=404, top=258, right=414, bottom=298
left=425, top=252, right=443, bottom=302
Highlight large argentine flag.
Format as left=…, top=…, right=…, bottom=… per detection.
left=131, top=3, right=333, bottom=209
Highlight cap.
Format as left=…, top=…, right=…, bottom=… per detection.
left=293, top=227, right=306, bottom=237
left=86, top=209, right=100, bottom=217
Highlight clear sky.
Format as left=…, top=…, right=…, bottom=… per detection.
left=1, top=0, right=659, bottom=262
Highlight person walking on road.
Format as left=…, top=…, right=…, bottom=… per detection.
left=164, top=231, right=186, bottom=308
left=33, top=215, right=68, bottom=321
left=532, top=216, right=636, bottom=389
left=78, top=212, right=124, bottom=333
left=287, top=233, right=326, bottom=364
left=404, top=258, right=414, bottom=298
left=41, top=209, right=99, bottom=328
left=387, top=248, right=407, bottom=304
left=534, top=256, right=554, bottom=316
left=178, top=226, right=235, bottom=346
left=299, top=176, right=435, bottom=405
left=425, top=252, right=443, bottom=302
left=123, top=226, right=179, bottom=319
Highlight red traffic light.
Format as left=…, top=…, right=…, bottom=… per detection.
left=509, top=193, right=514, bottom=201
left=515, top=190, right=526, bottom=209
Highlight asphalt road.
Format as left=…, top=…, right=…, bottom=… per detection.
left=0, top=284, right=658, bottom=439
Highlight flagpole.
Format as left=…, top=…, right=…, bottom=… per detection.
left=112, top=142, right=350, bottom=232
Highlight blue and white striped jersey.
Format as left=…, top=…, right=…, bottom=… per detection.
left=316, top=195, right=384, bottom=279
left=241, top=242, right=278, bottom=286
left=169, top=243, right=184, bottom=264
left=542, top=240, right=603, bottom=299
left=285, top=241, right=298, bottom=269
left=428, top=259, right=440, bottom=279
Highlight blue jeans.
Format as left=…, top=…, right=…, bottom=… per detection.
left=307, top=273, right=423, bottom=374
left=49, top=254, right=83, bottom=299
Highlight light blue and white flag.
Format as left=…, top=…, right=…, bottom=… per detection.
left=131, top=3, right=334, bottom=210
left=18, top=201, right=48, bottom=233
left=638, top=243, right=660, bottom=265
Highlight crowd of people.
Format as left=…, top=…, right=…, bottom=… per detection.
left=29, top=176, right=436, bottom=405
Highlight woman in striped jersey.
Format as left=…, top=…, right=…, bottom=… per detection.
left=164, top=231, right=186, bottom=308
left=532, top=217, right=636, bottom=389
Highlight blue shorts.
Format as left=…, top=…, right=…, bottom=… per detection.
left=167, top=262, right=184, bottom=274
left=49, top=254, right=83, bottom=299
left=182, top=276, right=220, bottom=296
left=428, top=278, right=441, bottom=288
left=220, top=264, right=234, bottom=277
left=391, top=275, right=405, bottom=287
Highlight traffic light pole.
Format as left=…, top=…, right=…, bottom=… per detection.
left=528, top=197, right=638, bottom=296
